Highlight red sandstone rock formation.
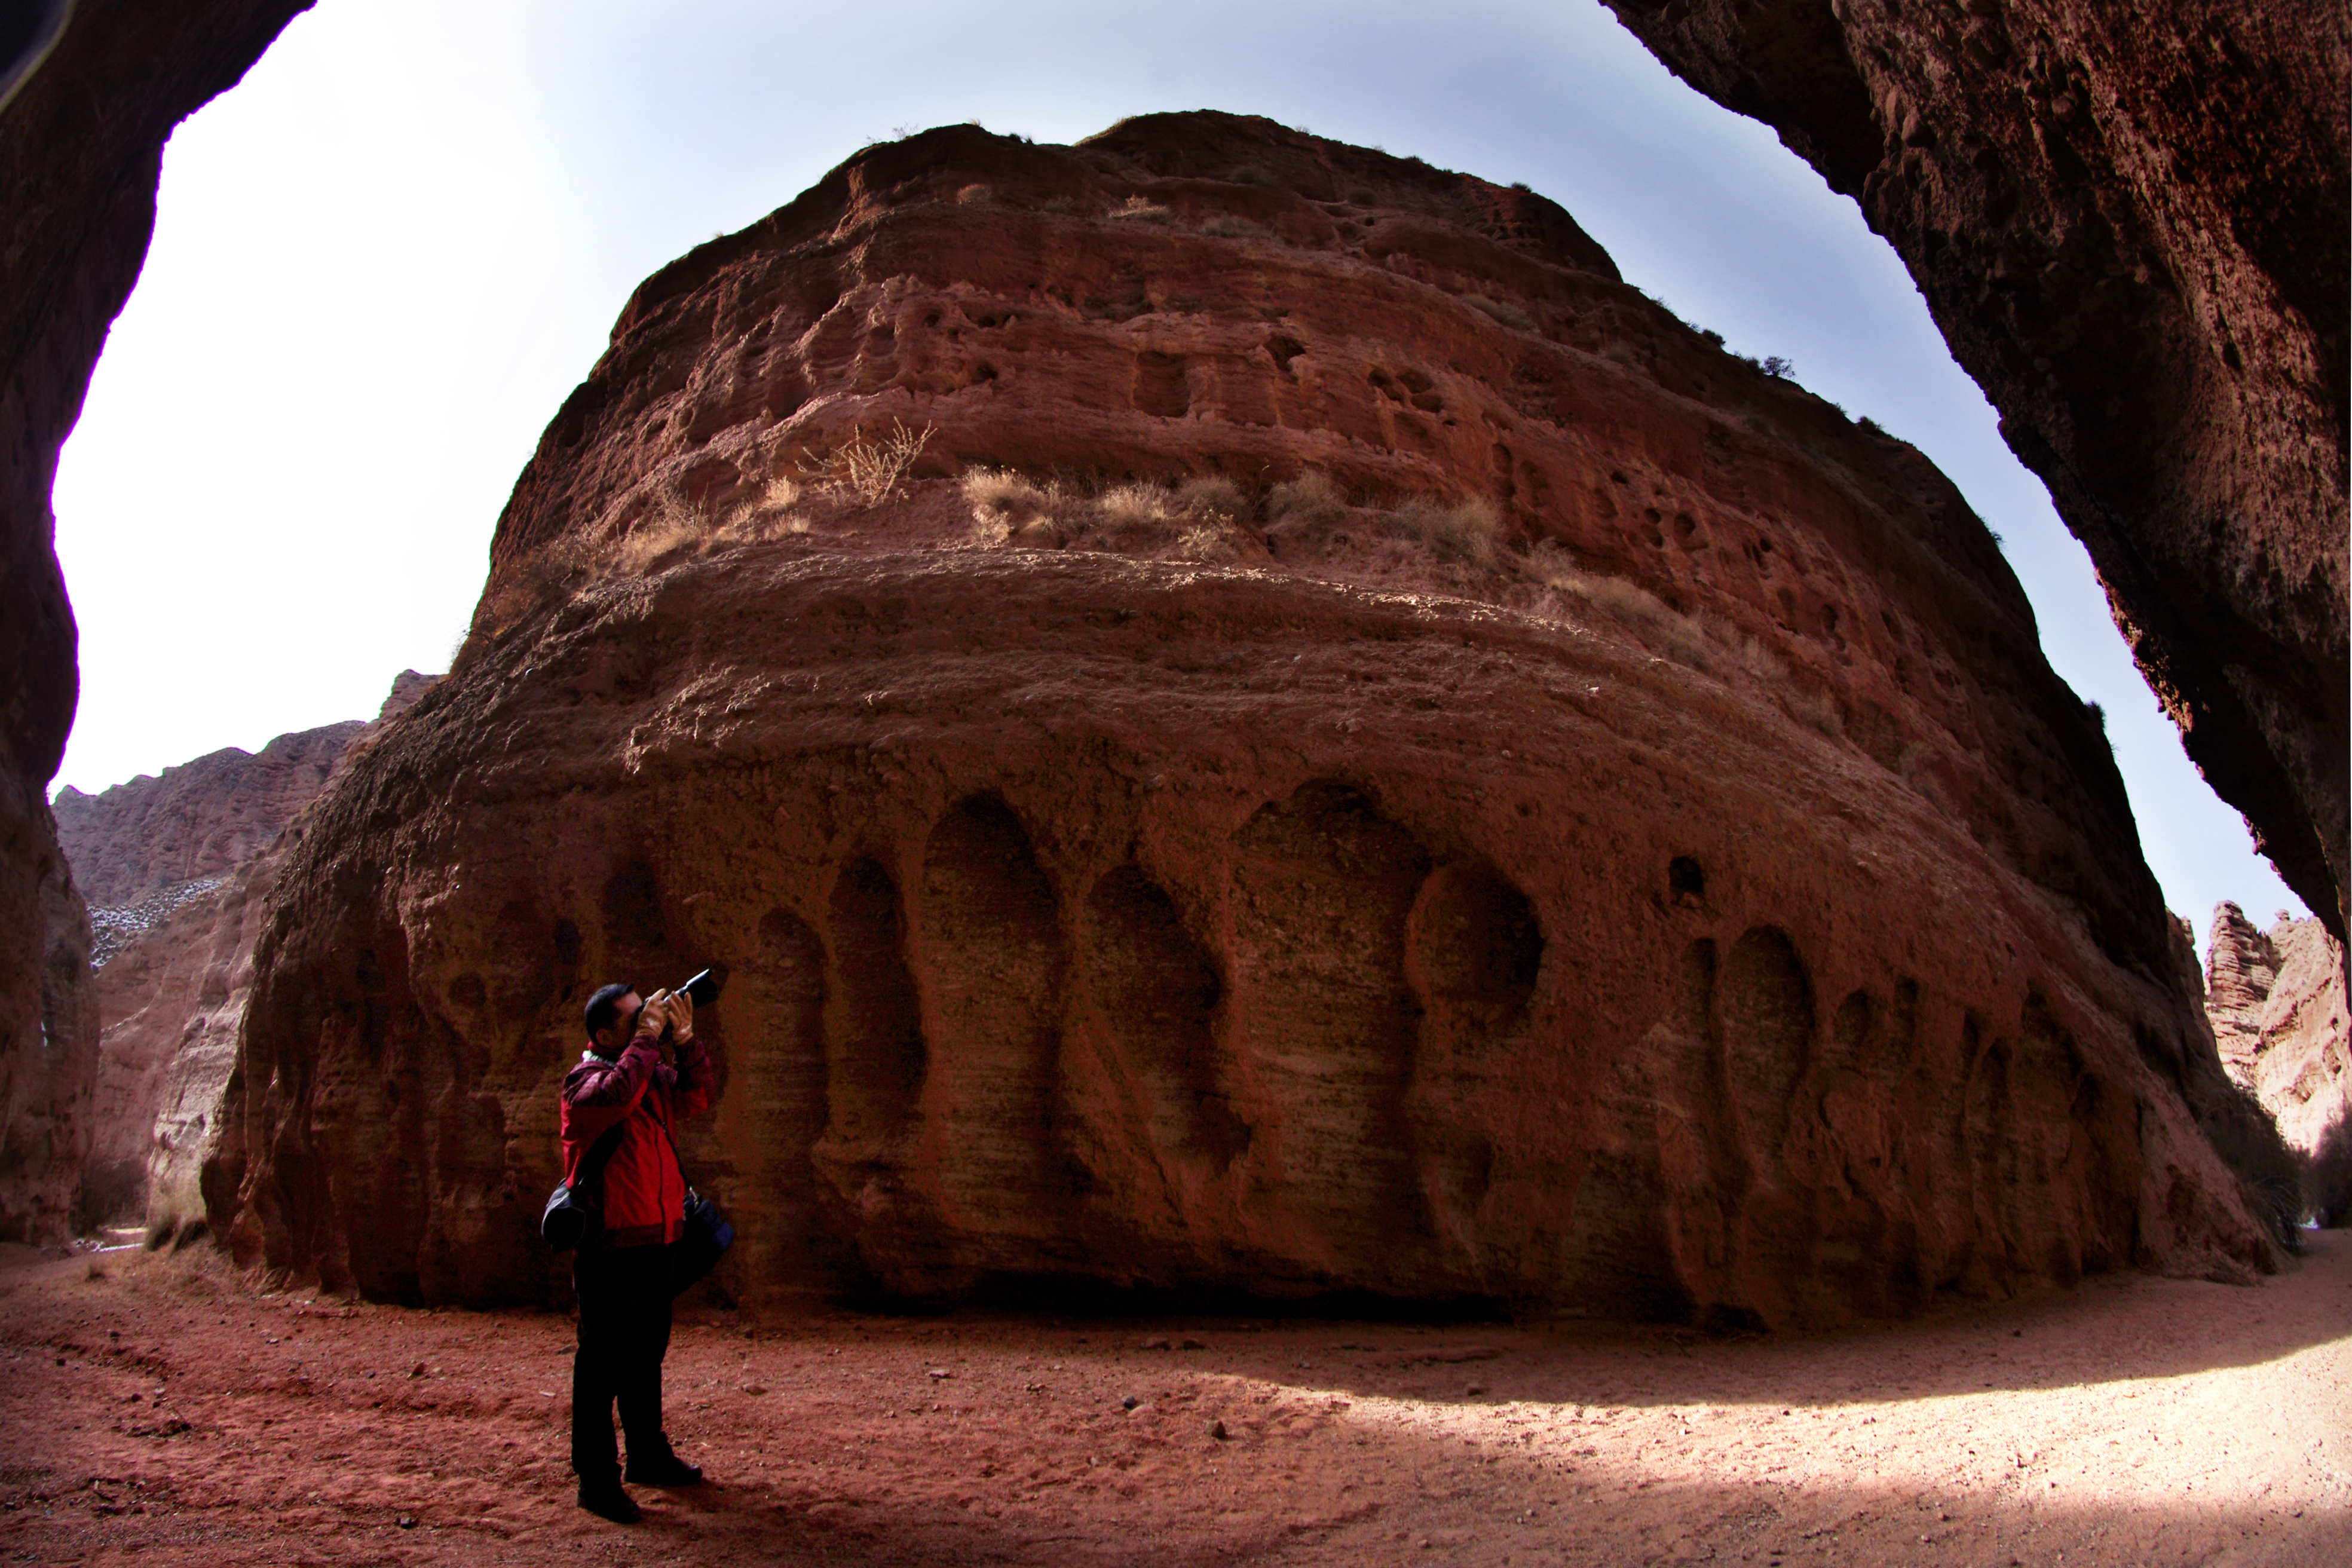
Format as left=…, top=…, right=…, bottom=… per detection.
left=1601, top=0, right=2350, bottom=951
left=55, top=721, right=363, bottom=912
left=208, top=117, right=2278, bottom=1322
left=0, top=0, right=313, bottom=1243
left=73, top=675, right=434, bottom=1235
left=2203, top=902, right=2281, bottom=1080
left=2203, top=903, right=2350, bottom=1161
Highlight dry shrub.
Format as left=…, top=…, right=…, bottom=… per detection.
left=1267, top=469, right=1346, bottom=529
left=964, top=469, right=1260, bottom=560
left=1462, top=293, right=1536, bottom=332
left=1392, top=496, right=1503, bottom=565
left=1784, top=687, right=1845, bottom=740
left=960, top=467, right=1074, bottom=547
left=1526, top=547, right=1710, bottom=669
left=614, top=506, right=702, bottom=574
left=2301, top=1101, right=2352, bottom=1227
left=956, top=183, right=993, bottom=204
left=1737, top=634, right=1790, bottom=685
left=801, top=419, right=934, bottom=503
left=1200, top=213, right=1271, bottom=241
left=1174, top=474, right=1246, bottom=519
left=1095, top=482, right=1172, bottom=528
left=1110, top=195, right=1174, bottom=224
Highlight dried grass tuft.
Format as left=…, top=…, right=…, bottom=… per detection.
left=1200, top=213, right=1272, bottom=241
left=1526, top=546, right=1711, bottom=669
left=1110, top=195, right=1174, bottom=224
left=1267, top=470, right=1346, bottom=528
left=1392, top=497, right=1504, bottom=565
left=1462, top=293, right=1536, bottom=332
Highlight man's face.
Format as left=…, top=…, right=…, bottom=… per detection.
left=597, top=990, right=644, bottom=1049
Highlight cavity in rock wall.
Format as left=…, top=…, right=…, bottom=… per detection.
left=914, top=795, right=1073, bottom=1257
left=1229, top=782, right=1433, bottom=1282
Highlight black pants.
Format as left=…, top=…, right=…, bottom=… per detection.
left=571, top=1242, right=679, bottom=1483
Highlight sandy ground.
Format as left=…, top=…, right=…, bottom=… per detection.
left=1, top=1234, right=2347, bottom=1567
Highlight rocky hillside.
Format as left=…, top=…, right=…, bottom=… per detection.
left=1602, top=0, right=2348, bottom=954
left=2203, top=902, right=2350, bottom=1162
left=207, top=115, right=2275, bottom=1322
left=68, top=673, right=435, bottom=1236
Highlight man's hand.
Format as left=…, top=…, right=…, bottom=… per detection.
left=668, top=988, right=694, bottom=1043
left=634, top=990, right=675, bottom=1040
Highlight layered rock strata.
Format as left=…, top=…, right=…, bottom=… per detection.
left=1603, top=0, right=2350, bottom=950
left=2203, top=903, right=2350, bottom=1160
left=68, top=675, right=433, bottom=1238
left=0, top=0, right=313, bottom=1242
left=55, top=717, right=367, bottom=909
left=212, top=116, right=2276, bottom=1322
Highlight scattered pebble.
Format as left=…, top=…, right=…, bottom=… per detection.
left=409, top=1362, right=427, bottom=1379
left=1140, top=1336, right=1170, bottom=1350
left=740, top=1383, right=767, bottom=1396
left=1208, top=1419, right=1229, bottom=1441
left=396, top=1515, right=416, bottom=1530
left=1179, top=1337, right=1206, bottom=1350
left=1120, top=1395, right=1137, bottom=1410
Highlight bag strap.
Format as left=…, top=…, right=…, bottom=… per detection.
left=571, top=1117, right=629, bottom=1199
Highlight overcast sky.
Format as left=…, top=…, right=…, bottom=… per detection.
left=46, top=0, right=2305, bottom=927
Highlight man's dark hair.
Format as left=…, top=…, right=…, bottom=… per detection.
left=584, top=982, right=636, bottom=1042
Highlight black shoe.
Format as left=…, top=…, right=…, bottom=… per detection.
left=624, top=1454, right=704, bottom=1487
left=577, top=1481, right=642, bottom=1523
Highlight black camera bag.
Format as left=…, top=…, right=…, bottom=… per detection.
left=541, top=1120, right=627, bottom=1252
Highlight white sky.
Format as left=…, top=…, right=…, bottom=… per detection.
left=46, top=0, right=2305, bottom=928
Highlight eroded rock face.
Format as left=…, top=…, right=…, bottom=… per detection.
left=1602, top=0, right=2350, bottom=948
left=213, top=116, right=2276, bottom=1322
left=0, top=0, right=313, bottom=1243
left=2203, top=904, right=2350, bottom=1159
left=55, top=721, right=363, bottom=911
left=70, top=675, right=433, bottom=1237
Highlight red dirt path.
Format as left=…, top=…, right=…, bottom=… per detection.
left=2, top=1236, right=2347, bottom=1565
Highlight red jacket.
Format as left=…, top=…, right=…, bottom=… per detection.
left=559, top=1025, right=716, bottom=1249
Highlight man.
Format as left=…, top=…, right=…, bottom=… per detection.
left=561, top=980, right=718, bottom=1523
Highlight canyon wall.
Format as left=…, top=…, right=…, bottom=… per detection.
left=1601, top=0, right=2349, bottom=950
left=2203, top=902, right=2350, bottom=1162
left=208, top=116, right=2277, bottom=1322
left=63, top=673, right=433, bottom=1239
left=0, top=0, right=313, bottom=1241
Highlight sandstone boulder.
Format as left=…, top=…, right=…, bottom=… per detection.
left=1601, top=0, right=2350, bottom=950
left=209, top=117, right=2277, bottom=1322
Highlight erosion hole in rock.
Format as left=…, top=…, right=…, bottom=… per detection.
left=822, top=858, right=926, bottom=1143
left=1718, top=926, right=1813, bottom=1164
left=1082, top=866, right=1239, bottom=1165
left=917, top=795, right=1073, bottom=1215
left=1406, top=860, right=1542, bottom=1034
left=1668, top=855, right=1705, bottom=901
left=1132, top=351, right=1191, bottom=418
left=710, top=906, right=829, bottom=1300
left=1232, top=781, right=1433, bottom=1261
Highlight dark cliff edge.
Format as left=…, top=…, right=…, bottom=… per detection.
left=1602, top=0, right=2348, bottom=954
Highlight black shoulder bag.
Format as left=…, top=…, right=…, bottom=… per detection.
left=541, top=1119, right=628, bottom=1252
left=654, top=1115, right=735, bottom=1298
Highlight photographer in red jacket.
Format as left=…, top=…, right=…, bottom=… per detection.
left=562, top=981, right=717, bottom=1523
